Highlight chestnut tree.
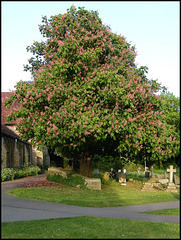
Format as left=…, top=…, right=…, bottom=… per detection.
left=5, top=6, right=179, bottom=176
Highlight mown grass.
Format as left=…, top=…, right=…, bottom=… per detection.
left=1, top=216, right=180, bottom=239
left=6, top=180, right=179, bottom=208
left=142, top=208, right=180, bottom=216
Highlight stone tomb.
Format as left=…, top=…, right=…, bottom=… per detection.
left=156, top=173, right=169, bottom=185
left=141, top=182, right=158, bottom=192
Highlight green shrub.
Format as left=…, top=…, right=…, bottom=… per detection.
left=92, top=172, right=103, bottom=179
left=123, top=162, right=143, bottom=172
left=47, top=172, right=87, bottom=189
left=1, top=165, right=42, bottom=182
left=14, top=169, right=25, bottom=179
left=1, top=168, right=15, bottom=182
left=126, top=173, right=145, bottom=182
left=93, top=155, right=122, bottom=172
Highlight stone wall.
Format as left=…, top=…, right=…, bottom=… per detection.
left=1, top=125, right=50, bottom=169
left=1, top=135, right=32, bottom=169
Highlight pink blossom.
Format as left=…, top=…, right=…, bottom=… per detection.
left=53, top=124, right=58, bottom=131
left=84, top=131, right=90, bottom=135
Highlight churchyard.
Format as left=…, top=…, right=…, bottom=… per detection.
left=46, top=162, right=180, bottom=193
left=5, top=163, right=180, bottom=208
left=2, top=163, right=180, bottom=239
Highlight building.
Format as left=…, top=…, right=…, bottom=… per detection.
left=1, top=92, right=50, bottom=169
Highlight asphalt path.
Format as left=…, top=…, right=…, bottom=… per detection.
left=1, top=174, right=180, bottom=224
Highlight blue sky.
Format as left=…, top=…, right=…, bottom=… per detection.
left=1, top=1, right=180, bottom=97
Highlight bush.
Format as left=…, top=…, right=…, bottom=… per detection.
left=93, top=155, right=122, bottom=172
left=47, top=172, right=87, bottom=189
left=1, top=165, right=42, bottom=182
left=1, top=168, right=15, bottom=182
left=122, top=162, right=143, bottom=172
left=92, top=172, right=103, bottom=180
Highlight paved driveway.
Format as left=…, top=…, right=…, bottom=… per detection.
left=1, top=174, right=180, bottom=224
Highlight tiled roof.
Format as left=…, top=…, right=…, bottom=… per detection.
left=1, top=92, right=21, bottom=125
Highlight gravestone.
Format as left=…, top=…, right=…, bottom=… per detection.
left=102, top=172, right=109, bottom=181
left=93, top=169, right=99, bottom=174
left=174, top=175, right=180, bottom=185
left=137, top=166, right=141, bottom=174
left=167, top=165, right=176, bottom=183
left=166, top=165, right=177, bottom=193
left=150, top=166, right=154, bottom=177
left=145, top=171, right=150, bottom=178
left=118, top=173, right=126, bottom=185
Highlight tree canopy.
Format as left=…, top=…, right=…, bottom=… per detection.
left=5, top=6, right=180, bottom=176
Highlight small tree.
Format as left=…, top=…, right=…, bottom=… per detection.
left=5, top=6, right=179, bottom=176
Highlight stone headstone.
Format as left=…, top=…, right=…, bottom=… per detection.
left=145, top=171, right=150, bottom=178
left=93, top=169, right=100, bottom=174
left=102, top=172, right=110, bottom=181
left=123, top=169, right=126, bottom=174
left=118, top=173, right=126, bottom=185
left=150, top=166, right=154, bottom=177
left=167, top=165, right=176, bottom=183
left=174, top=175, right=180, bottom=185
left=137, top=166, right=141, bottom=174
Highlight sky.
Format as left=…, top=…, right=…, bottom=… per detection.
left=1, top=1, right=180, bottom=97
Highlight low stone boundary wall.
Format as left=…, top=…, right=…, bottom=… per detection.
left=48, top=167, right=101, bottom=190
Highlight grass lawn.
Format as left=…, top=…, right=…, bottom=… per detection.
left=1, top=216, right=180, bottom=239
left=6, top=180, right=180, bottom=207
left=2, top=177, right=180, bottom=239
left=142, top=208, right=180, bottom=216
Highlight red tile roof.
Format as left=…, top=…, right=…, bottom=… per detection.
left=1, top=92, right=21, bottom=125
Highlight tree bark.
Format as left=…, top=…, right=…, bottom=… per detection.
left=79, top=153, right=92, bottom=177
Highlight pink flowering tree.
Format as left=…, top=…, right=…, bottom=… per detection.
left=5, top=6, right=179, bottom=176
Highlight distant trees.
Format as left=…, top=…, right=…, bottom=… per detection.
left=5, top=6, right=180, bottom=176
left=158, top=90, right=180, bottom=166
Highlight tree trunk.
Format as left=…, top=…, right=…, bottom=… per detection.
left=79, top=153, right=92, bottom=177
